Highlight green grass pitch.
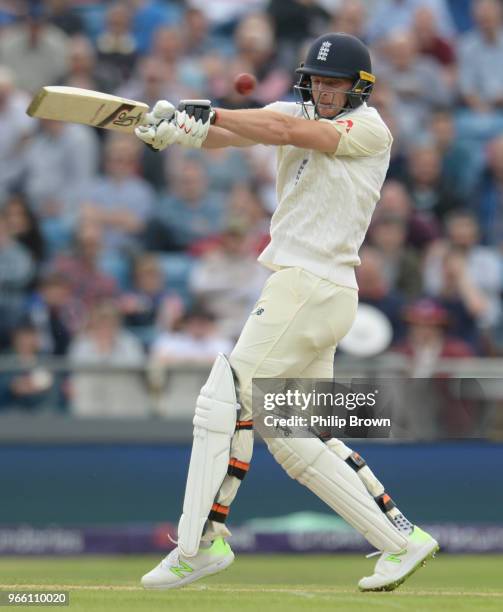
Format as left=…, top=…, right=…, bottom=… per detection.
left=0, top=554, right=502, bottom=611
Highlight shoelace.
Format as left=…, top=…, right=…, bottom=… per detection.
left=365, top=551, right=382, bottom=559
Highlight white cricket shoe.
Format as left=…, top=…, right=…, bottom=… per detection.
left=141, top=537, right=235, bottom=590
left=358, top=526, right=439, bottom=592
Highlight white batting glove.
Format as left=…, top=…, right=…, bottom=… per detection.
left=135, top=100, right=178, bottom=151
left=173, top=100, right=214, bottom=148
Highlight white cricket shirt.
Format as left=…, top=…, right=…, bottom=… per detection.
left=258, top=102, right=393, bottom=289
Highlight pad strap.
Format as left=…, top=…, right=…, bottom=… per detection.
left=236, top=420, right=253, bottom=430
left=208, top=503, right=229, bottom=523
left=227, top=458, right=250, bottom=480
left=345, top=451, right=367, bottom=471
left=375, top=492, right=396, bottom=513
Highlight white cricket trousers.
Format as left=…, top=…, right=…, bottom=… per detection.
left=203, top=266, right=358, bottom=540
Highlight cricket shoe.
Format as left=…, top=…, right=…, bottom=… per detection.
left=358, top=526, right=439, bottom=592
left=141, top=537, right=234, bottom=590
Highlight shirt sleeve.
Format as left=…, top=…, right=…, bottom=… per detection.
left=321, top=112, right=393, bottom=157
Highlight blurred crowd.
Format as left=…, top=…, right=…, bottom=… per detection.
left=1, top=0, right=503, bottom=415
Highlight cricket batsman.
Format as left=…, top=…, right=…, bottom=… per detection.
left=135, top=33, right=439, bottom=592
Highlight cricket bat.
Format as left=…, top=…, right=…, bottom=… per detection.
left=26, top=86, right=150, bottom=133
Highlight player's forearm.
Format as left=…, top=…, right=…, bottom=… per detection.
left=202, top=125, right=256, bottom=148
left=213, top=108, right=342, bottom=152
left=214, top=108, right=297, bottom=146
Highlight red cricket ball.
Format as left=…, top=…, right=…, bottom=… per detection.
left=233, top=72, right=257, bottom=96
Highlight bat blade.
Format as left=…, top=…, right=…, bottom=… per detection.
left=27, top=86, right=149, bottom=133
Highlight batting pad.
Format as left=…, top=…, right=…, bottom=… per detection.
left=178, top=354, right=240, bottom=557
left=266, top=436, right=408, bottom=552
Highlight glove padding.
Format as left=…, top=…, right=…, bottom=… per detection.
left=135, top=100, right=178, bottom=151
left=174, top=99, right=214, bottom=148
left=135, top=99, right=214, bottom=151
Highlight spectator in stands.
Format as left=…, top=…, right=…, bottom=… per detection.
left=0, top=323, right=57, bottom=411
left=368, top=213, right=423, bottom=299
left=377, top=32, right=453, bottom=143
left=412, top=6, right=457, bottom=86
left=0, top=212, right=35, bottom=346
left=391, top=299, right=475, bottom=438
left=458, top=0, right=503, bottom=113
left=80, top=135, right=154, bottom=255
left=96, top=2, right=138, bottom=84
left=181, top=7, right=214, bottom=58
left=356, top=246, right=406, bottom=341
left=131, top=0, right=182, bottom=54
left=151, top=304, right=232, bottom=364
left=211, top=55, right=263, bottom=110
left=429, top=108, right=481, bottom=197
left=242, top=140, right=278, bottom=214
left=51, top=218, right=118, bottom=324
left=376, top=179, right=440, bottom=249
left=226, top=183, right=270, bottom=255
left=366, top=0, right=456, bottom=43
left=200, top=145, right=251, bottom=200
left=61, top=35, right=118, bottom=94
left=118, top=54, right=191, bottom=110
left=23, top=119, right=99, bottom=252
left=0, top=3, right=68, bottom=93
left=46, top=0, right=85, bottom=36
left=404, top=144, right=465, bottom=221
left=118, top=53, right=196, bottom=190
left=477, top=134, right=503, bottom=247
left=3, top=192, right=46, bottom=267
left=119, top=253, right=185, bottom=344
left=423, top=210, right=502, bottom=341
left=0, top=66, right=36, bottom=203
left=151, top=26, right=206, bottom=95
left=190, top=223, right=270, bottom=340
left=150, top=155, right=224, bottom=251
left=25, top=272, right=75, bottom=356
left=413, top=6, right=456, bottom=65
left=267, top=0, right=331, bottom=64
left=329, top=0, right=368, bottom=42
left=234, top=13, right=292, bottom=105
left=187, top=0, right=266, bottom=35
left=69, top=300, right=149, bottom=417
left=367, top=79, right=408, bottom=178
left=394, top=299, right=474, bottom=376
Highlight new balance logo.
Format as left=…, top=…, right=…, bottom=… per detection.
left=317, top=41, right=332, bottom=61
left=170, top=560, right=194, bottom=578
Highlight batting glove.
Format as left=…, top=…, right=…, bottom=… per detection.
left=135, top=100, right=178, bottom=151
left=173, top=99, right=215, bottom=148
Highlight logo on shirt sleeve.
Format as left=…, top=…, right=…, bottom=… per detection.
left=335, top=119, right=354, bottom=133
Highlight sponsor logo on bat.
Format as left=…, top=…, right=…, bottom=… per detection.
left=97, top=103, right=144, bottom=128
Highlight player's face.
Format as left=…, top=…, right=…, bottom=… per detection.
left=310, top=76, right=353, bottom=118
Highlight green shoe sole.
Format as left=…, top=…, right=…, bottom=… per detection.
left=359, top=544, right=440, bottom=593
